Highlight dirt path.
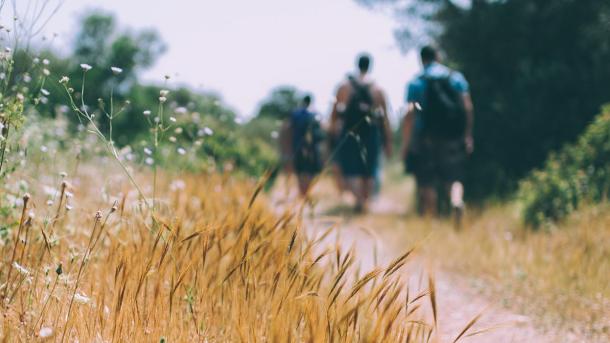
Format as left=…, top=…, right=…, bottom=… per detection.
left=270, top=177, right=558, bottom=342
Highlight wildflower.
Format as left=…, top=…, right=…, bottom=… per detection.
left=174, top=127, right=183, bottom=134
left=145, top=157, right=154, bottom=165
left=154, top=117, right=160, bottom=123
left=13, top=262, right=29, bottom=275
left=60, top=171, right=68, bottom=178
left=177, top=147, right=186, bottom=155
left=65, top=191, right=74, bottom=198
left=5, top=47, right=11, bottom=53
left=160, top=89, right=169, bottom=97
left=39, top=327, right=53, bottom=338
left=204, top=127, right=213, bottom=136
left=175, top=107, right=187, bottom=114
left=169, top=179, right=186, bottom=191
left=169, top=116, right=176, bottom=123
left=110, top=66, right=123, bottom=75
left=23, top=73, right=31, bottom=83
left=65, top=204, right=73, bottom=211
left=59, top=76, right=69, bottom=84
left=143, top=110, right=151, bottom=116
left=41, top=88, right=50, bottom=96
left=40, top=145, right=49, bottom=153
left=32, top=57, right=40, bottom=64
left=270, top=131, right=279, bottom=139
left=16, top=93, right=25, bottom=102
left=80, top=63, right=92, bottom=72
left=46, top=200, right=53, bottom=206
left=168, top=136, right=176, bottom=143
left=74, top=293, right=90, bottom=304
left=159, top=96, right=167, bottom=103
left=144, top=147, right=152, bottom=155
left=42, top=58, right=50, bottom=65
left=43, top=68, right=50, bottom=76
left=0, top=72, right=5, bottom=80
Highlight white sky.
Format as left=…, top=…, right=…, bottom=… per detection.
left=12, top=0, right=421, bottom=120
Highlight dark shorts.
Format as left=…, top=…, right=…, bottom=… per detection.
left=339, top=129, right=381, bottom=178
left=406, top=138, right=466, bottom=187
left=293, top=149, right=322, bottom=175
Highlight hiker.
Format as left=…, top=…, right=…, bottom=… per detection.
left=401, top=45, right=474, bottom=222
left=290, top=95, right=324, bottom=197
left=330, top=53, right=392, bottom=212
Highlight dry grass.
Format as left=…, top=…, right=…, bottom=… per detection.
left=312, top=164, right=609, bottom=341
left=392, top=200, right=610, bottom=340
left=0, top=163, right=453, bottom=342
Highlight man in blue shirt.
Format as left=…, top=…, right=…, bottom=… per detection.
left=290, top=95, right=324, bottom=197
left=401, top=46, right=474, bottom=222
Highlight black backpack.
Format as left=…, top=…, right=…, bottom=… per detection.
left=421, top=75, right=466, bottom=139
left=343, top=76, right=377, bottom=135
left=291, top=111, right=324, bottom=164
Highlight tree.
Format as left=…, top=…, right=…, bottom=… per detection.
left=36, top=11, right=166, bottom=141
left=357, top=0, right=610, bottom=200
left=256, top=86, right=301, bottom=120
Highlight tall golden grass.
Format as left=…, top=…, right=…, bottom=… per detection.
left=0, top=167, right=448, bottom=342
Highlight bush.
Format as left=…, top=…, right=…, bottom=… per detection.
left=520, top=105, right=610, bottom=227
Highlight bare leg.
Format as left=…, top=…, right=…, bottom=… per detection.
left=419, top=186, right=438, bottom=217
left=297, top=174, right=314, bottom=198
left=332, top=163, right=345, bottom=194
left=449, top=181, right=465, bottom=229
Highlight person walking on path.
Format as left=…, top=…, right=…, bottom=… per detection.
left=402, top=45, right=474, bottom=223
left=330, top=53, right=392, bottom=213
left=289, top=95, right=325, bottom=197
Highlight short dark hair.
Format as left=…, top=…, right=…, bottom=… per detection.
left=302, top=94, right=312, bottom=106
left=357, top=53, right=372, bottom=73
left=420, top=45, right=439, bottom=63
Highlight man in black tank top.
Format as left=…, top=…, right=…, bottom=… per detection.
left=330, top=54, right=392, bottom=213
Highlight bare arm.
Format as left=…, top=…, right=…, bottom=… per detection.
left=330, top=83, right=350, bottom=136
left=373, top=87, right=392, bottom=157
left=401, top=103, right=416, bottom=158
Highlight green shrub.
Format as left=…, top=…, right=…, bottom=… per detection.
left=520, top=105, right=610, bottom=227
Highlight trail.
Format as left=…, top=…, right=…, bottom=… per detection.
left=270, top=175, right=559, bottom=342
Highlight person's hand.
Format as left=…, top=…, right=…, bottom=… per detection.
left=384, top=142, right=393, bottom=158
left=465, top=135, right=474, bottom=154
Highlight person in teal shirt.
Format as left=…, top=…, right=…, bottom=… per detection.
left=401, top=46, right=474, bottom=225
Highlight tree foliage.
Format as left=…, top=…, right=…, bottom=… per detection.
left=358, top=0, right=610, bottom=200
left=256, top=86, right=301, bottom=120
left=520, top=105, right=610, bottom=227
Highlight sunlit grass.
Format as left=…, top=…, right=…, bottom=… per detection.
left=392, top=195, right=610, bottom=340
left=0, top=162, right=447, bottom=342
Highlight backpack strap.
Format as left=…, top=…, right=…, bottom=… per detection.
left=348, top=75, right=372, bottom=94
